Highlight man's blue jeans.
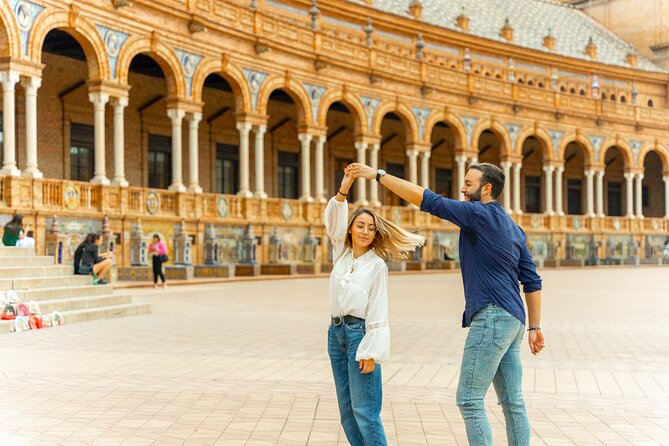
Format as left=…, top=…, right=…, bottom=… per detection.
left=456, top=304, right=530, bottom=446
left=328, top=321, right=387, bottom=446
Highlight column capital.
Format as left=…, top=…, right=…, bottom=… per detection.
left=500, top=160, right=512, bottom=168
left=455, top=155, right=468, bottom=163
left=187, top=112, right=203, bottom=124
left=313, top=134, right=326, bottom=145
left=298, top=133, right=314, bottom=144
left=354, top=140, right=368, bottom=151
left=624, top=172, right=634, bottom=180
left=89, top=92, right=110, bottom=107
left=420, top=151, right=431, bottom=159
left=167, top=108, right=186, bottom=123
left=584, top=169, right=595, bottom=177
left=555, top=165, right=564, bottom=174
left=406, top=149, right=419, bottom=158
left=254, top=124, right=267, bottom=135
left=0, top=71, right=20, bottom=89
left=236, top=121, right=253, bottom=133
left=542, top=165, right=555, bottom=173
left=20, top=75, right=41, bottom=91
left=663, top=176, right=669, bottom=182
left=635, top=173, right=644, bottom=180
left=111, top=96, right=129, bottom=108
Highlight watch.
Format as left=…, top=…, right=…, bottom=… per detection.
left=375, top=169, right=387, bottom=183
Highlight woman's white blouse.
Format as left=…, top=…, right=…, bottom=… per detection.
left=325, top=197, right=390, bottom=364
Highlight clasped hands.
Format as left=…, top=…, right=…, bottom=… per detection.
left=345, top=163, right=376, bottom=181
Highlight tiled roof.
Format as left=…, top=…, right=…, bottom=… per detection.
left=347, top=0, right=664, bottom=72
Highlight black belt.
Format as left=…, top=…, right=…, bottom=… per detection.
left=331, top=315, right=365, bottom=326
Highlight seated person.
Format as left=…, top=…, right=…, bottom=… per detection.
left=3, top=215, right=30, bottom=247
left=75, top=233, right=114, bottom=284
left=16, top=230, right=35, bottom=249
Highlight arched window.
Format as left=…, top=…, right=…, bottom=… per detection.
left=569, top=87, right=576, bottom=94
left=484, top=71, right=491, bottom=77
left=527, top=80, right=534, bottom=86
left=579, top=89, right=586, bottom=96
left=538, top=82, right=545, bottom=89
left=560, top=86, right=567, bottom=93
left=620, top=96, right=626, bottom=103
left=601, top=92, right=607, bottom=100
left=648, top=99, right=654, bottom=107
left=518, top=78, right=525, bottom=84
left=610, top=94, right=616, bottom=101
left=495, top=73, right=502, bottom=79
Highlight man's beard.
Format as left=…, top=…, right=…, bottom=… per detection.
left=467, top=184, right=483, bottom=202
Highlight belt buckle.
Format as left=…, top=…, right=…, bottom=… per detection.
left=332, top=316, right=343, bottom=326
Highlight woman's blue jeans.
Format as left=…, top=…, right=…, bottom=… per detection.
left=328, top=321, right=388, bottom=446
left=456, top=304, right=531, bottom=446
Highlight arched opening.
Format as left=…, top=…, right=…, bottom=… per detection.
left=620, top=95, right=627, bottom=103
left=477, top=129, right=502, bottom=166
left=579, top=89, right=586, bottom=96
left=520, top=136, right=545, bottom=213
left=326, top=101, right=357, bottom=203
left=648, top=99, right=654, bottom=107
left=603, top=147, right=626, bottom=216
left=601, top=92, right=607, bottom=100
left=202, top=74, right=237, bottom=194
left=429, top=121, right=458, bottom=198
left=527, top=80, right=534, bottom=86
left=267, top=89, right=299, bottom=199
left=379, top=112, right=409, bottom=206
left=40, top=29, right=91, bottom=181
left=518, top=78, right=525, bottom=84
left=610, top=94, right=616, bottom=102
left=538, top=82, right=545, bottom=89
left=569, top=87, right=576, bottom=94
left=563, top=142, right=587, bottom=215
left=642, top=151, right=665, bottom=217
left=560, top=86, right=567, bottom=93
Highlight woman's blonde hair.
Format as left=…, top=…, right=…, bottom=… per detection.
left=345, top=208, right=425, bottom=260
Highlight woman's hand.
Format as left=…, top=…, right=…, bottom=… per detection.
left=340, top=170, right=355, bottom=194
left=359, top=358, right=375, bottom=374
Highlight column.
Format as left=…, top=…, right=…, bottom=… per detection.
left=369, top=142, right=381, bottom=206
left=455, top=155, right=467, bottom=201
left=298, top=133, right=313, bottom=202
left=664, top=176, right=669, bottom=219
left=419, top=151, right=430, bottom=188
left=555, top=166, right=564, bottom=216
left=624, top=172, right=634, bottom=218
left=111, top=97, right=128, bottom=186
left=500, top=161, right=512, bottom=211
left=354, top=141, right=368, bottom=205
left=166, top=108, right=185, bottom=191
left=21, top=76, right=42, bottom=178
left=313, top=134, right=325, bottom=202
left=89, top=92, right=110, bottom=184
left=543, top=165, right=554, bottom=215
left=513, top=162, right=522, bottom=214
left=584, top=169, right=595, bottom=217
left=236, top=122, right=252, bottom=197
left=0, top=72, right=19, bottom=176
left=595, top=170, right=604, bottom=217
left=407, top=149, right=419, bottom=185
left=253, top=124, right=268, bottom=199
left=635, top=173, right=644, bottom=218
left=187, top=112, right=202, bottom=193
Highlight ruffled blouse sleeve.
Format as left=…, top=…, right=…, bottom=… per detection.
left=356, top=261, right=390, bottom=364
left=324, top=197, right=349, bottom=261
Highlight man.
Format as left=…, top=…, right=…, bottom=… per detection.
left=346, top=162, right=544, bottom=446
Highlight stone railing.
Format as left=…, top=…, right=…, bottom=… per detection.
left=0, top=177, right=666, bottom=237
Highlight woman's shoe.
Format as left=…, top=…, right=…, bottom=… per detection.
left=153, top=284, right=158, bottom=289
left=162, top=283, right=168, bottom=289
left=96, top=279, right=108, bottom=285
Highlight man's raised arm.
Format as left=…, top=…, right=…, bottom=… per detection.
left=346, top=163, right=425, bottom=207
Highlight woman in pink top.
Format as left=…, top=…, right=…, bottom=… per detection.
left=148, top=234, right=168, bottom=288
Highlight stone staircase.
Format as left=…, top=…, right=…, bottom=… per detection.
left=0, top=247, right=150, bottom=333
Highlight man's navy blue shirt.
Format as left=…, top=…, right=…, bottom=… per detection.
left=420, top=189, right=542, bottom=327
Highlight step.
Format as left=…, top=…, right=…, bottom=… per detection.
left=36, top=293, right=133, bottom=313
left=0, top=256, right=55, bottom=267
left=0, top=302, right=151, bottom=333
left=0, top=265, right=74, bottom=279
left=0, top=247, right=35, bottom=257
left=11, top=275, right=95, bottom=290
left=15, top=284, right=112, bottom=301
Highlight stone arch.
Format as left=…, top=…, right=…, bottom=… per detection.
left=191, top=56, right=250, bottom=113
left=28, top=9, right=109, bottom=81
left=423, top=111, right=467, bottom=151
left=515, top=126, right=552, bottom=161
left=256, top=75, right=310, bottom=125
left=638, top=141, right=669, bottom=172
left=470, top=119, right=512, bottom=157
left=599, top=137, right=634, bottom=169
left=371, top=101, right=419, bottom=143
left=557, top=133, right=595, bottom=166
left=0, top=2, right=20, bottom=58
left=317, top=89, right=366, bottom=135
left=115, top=35, right=185, bottom=98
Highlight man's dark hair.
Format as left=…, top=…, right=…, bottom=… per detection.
left=469, top=163, right=505, bottom=199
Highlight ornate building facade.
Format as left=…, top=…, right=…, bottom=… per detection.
left=0, top=0, right=668, bottom=274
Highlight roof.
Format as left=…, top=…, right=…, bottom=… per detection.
left=347, top=0, right=665, bottom=72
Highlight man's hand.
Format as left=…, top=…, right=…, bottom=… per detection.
left=359, top=358, right=375, bottom=374
left=528, top=330, right=545, bottom=355
left=346, top=163, right=376, bottom=180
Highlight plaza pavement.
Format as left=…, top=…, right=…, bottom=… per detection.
left=1, top=267, right=669, bottom=446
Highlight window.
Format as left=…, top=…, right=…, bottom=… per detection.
left=333, top=158, right=355, bottom=203
left=215, top=143, right=238, bottom=194
left=567, top=178, right=582, bottom=215
left=569, top=88, right=576, bottom=94
left=435, top=168, right=452, bottom=198
left=277, top=151, right=298, bottom=199
left=70, top=123, right=94, bottom=181
left=385, top=163, right=405, bottom=206
left=524, top=175, right=541, bottom=213
left=648, top=99, right=654, bottom=107
left=607, top=181, right=622, bottom=216
left=148, top=134, right=172, bottom=189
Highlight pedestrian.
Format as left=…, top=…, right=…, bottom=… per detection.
left=148, top=234, right=168, bottom=289
left=2, top=215, right=30, bottom=247
left=347, top=161, right=545, bottom=446
left=325, top=168, right=424, bottom=446
left=76, top=233, right=113, bottom=285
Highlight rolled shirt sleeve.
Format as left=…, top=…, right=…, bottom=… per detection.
left=419, top=189, right=473, bottom=229
left=518, top=238, right=542, bottom=293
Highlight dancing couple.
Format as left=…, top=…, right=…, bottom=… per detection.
left=325, top=162, right=545, bottom=446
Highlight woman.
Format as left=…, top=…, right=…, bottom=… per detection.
left=148, top=234, right=168, bottom=289
left=3, top=215, right=30, bottom=247
left=79, top=234, right=113, bottom=285
left=325, top=170, right=424, bottom=446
